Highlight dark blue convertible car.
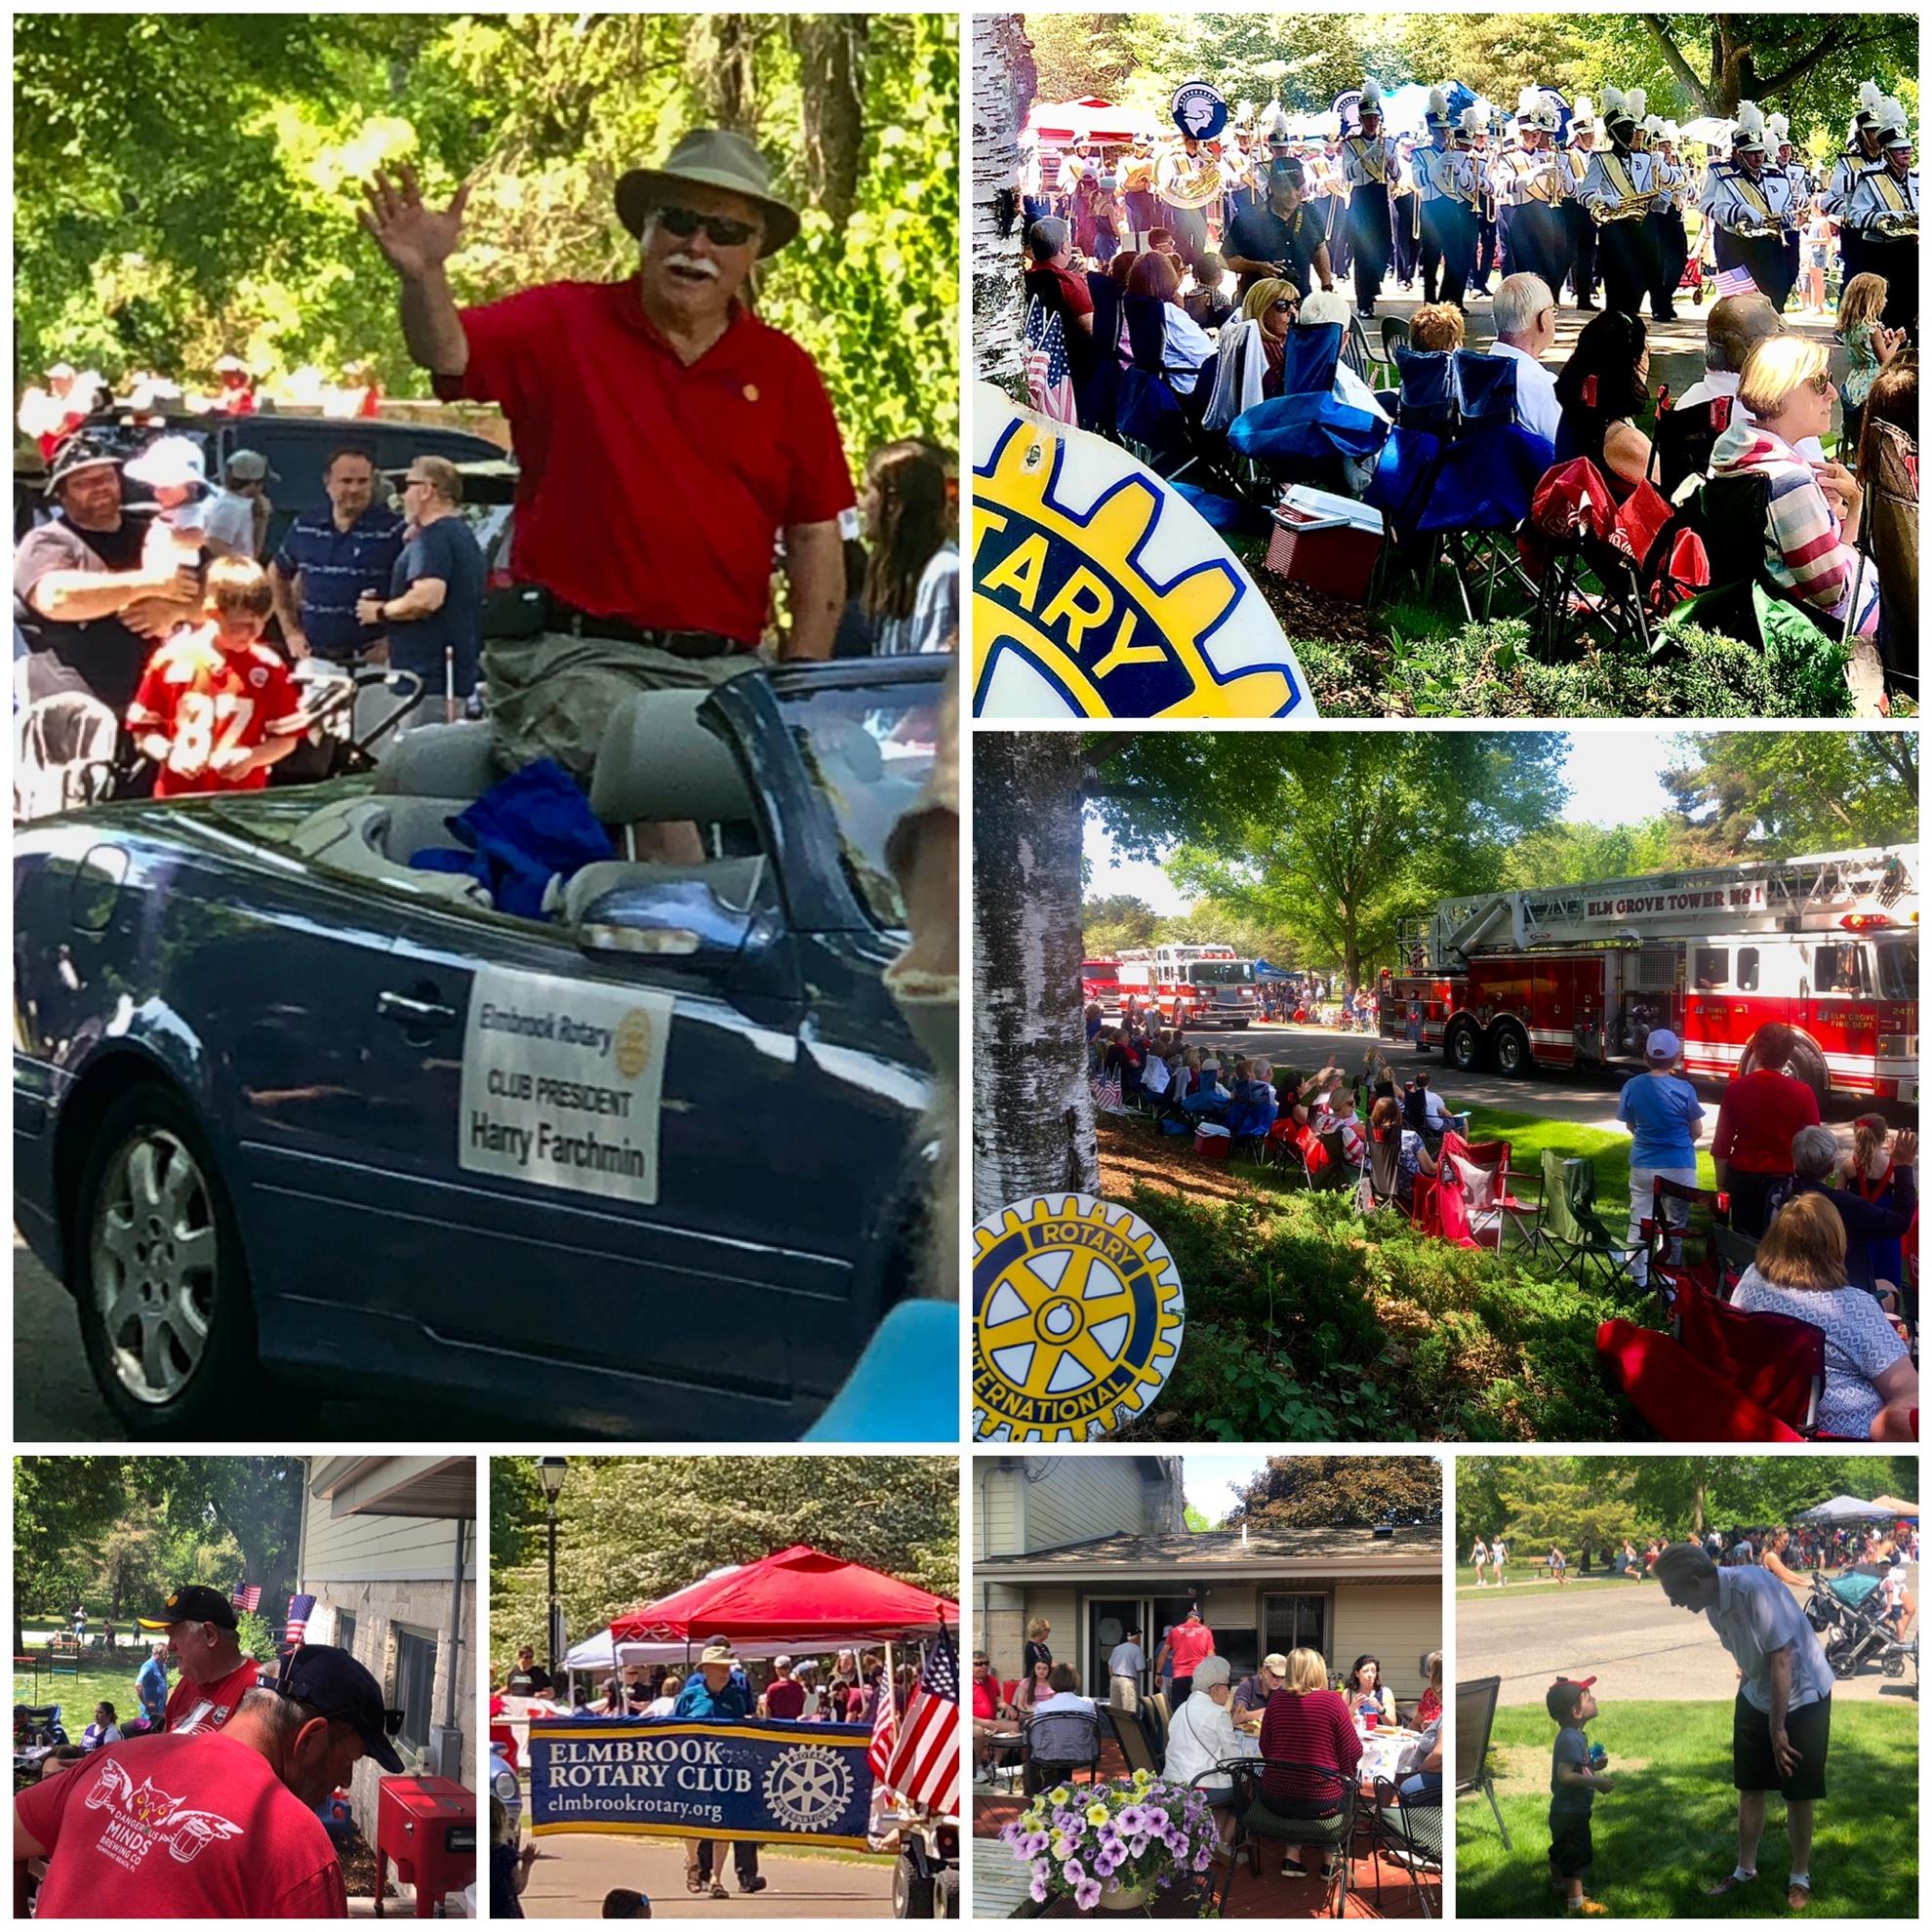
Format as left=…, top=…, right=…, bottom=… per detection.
left=14, top=658, right=952, bottom=1440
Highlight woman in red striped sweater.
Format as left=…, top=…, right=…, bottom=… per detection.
left=1257, top=1648, right=1362, bottom=1878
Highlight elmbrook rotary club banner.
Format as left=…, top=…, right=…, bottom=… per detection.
left=527, top=1717, right=878, bottom=1848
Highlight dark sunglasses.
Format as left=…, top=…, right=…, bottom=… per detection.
left=656, top=206, right=759, bottom=249
left=1269, top=300, right=1295, bottom=312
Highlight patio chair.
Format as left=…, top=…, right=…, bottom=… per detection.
left=1453, top=1674, right=1509, bottom=1849
left=1145, top=1689, right=1171, bottom=1755
left=1216, top=1756, right=1358, bottom=1918
left=1368, top=1776, right=1443, bottom=1919
left=1022, top=1708, right=1102, bottom=1796
left=1109, top=1703, right=1162, bottom=1779
left=1531, top=1149, right=1638, bottom=1289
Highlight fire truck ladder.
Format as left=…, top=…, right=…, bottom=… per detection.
left=1412, top=846, right=1917, bottom=964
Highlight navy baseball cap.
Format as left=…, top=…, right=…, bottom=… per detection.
left=137, top=1585, right=239, bottom=1631
left=278, top=1644, right=407, bottom=1771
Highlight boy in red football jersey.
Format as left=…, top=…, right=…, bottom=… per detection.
left=127, top=555, right=308, bottom=797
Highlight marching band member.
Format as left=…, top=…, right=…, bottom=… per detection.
left=1645, top=117, right=1688, bottom=321
left=1822, top=83, right=1889, bottom=287
left=1562, top=98, right=1601, bottom=309
left=1469, top=109, right=1502, bottom=297
left=1579, top=86, right=1659, bottom=318
left=1488, top=88, right=1572, bottom=303
left=1847, top=98, right=1917, bottom=333
left=1700, top=103, right=1796, bottom=312
left=1413, top=94, right=1478, bottom=307
left=1391, top=134, right=1421, bottom=291
left=1154, top=133, right=1219, bottom=269
left=1767, top=113, right=1807, bottom=318
left=1342, top=78, right=1401, bottom=317
left=1314, top=135, right=1352, bottom=279
left=1120, top=135, right=1157, bottom=250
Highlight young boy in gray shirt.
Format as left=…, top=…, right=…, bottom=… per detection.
left=1547, top=1675, right=1616, bottom=1915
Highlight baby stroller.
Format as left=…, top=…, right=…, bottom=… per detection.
left=1677, top=254, right=1708, bottom=307
left=1803, top=1569, right=1897, bottom=1679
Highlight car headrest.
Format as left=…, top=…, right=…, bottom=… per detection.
left=589, top=688, right=753, bottom=826
left=374, top=719, right=498, bottom=798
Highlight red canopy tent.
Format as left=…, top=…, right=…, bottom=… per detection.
left=1026, top=98, right=1163, bottom=146
left=608, top=1545, right=957, bottom=1644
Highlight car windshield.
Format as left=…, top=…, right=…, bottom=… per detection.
left=1874, top=935, right=1918, bottom=1002
left=1188, top=960, right=1254, bottom=986
left=774, top=676, right=938, bottom=932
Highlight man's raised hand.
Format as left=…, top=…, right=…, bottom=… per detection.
left=360, top=164, right=473, bottom=279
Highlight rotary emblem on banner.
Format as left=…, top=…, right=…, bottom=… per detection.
left=972, top=1194, right=1185, bottom=1442
left=762, top=1747, right=854, bottom=1832
left=972, top=386, right=1313, bottom=719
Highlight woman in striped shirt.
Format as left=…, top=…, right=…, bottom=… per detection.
left=1257, top=1648, right=1362, bottom=1878
left=1710, top=335, right=1881, bottom=642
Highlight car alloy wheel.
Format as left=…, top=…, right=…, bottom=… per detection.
left=90, top=1126, right=218, bottom=1404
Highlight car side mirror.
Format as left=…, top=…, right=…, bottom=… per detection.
left=577, top=877, right=768, bottom=964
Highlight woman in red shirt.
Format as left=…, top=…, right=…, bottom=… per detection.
left=1711, top=1023, right=1820, bottom=1236
left=1415, top=1650, right=1443, bottom=1728
left=1257, top=1648, right=1361, bottom=1877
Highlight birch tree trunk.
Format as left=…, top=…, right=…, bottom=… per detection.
left=972, top=13, right=1035, bottom=394
left=973, top=733, right=1097, bottom=1214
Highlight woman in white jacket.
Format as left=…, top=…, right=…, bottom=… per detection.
left=1159, top=1655, right=1258, bottom=1853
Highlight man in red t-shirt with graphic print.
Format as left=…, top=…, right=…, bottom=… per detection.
left=133, top=1586, right=265, bottom=1736
left=16, top=1643, right=400, bottom=1917
left=359, top=130, right=854, bottom=783
left=1166, top=1608, right=1217, bottom=1703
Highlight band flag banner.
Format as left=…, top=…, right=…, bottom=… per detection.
left=527, top=1717, right=878, bottom=1848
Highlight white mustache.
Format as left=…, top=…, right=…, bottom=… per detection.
left=666, top=254, right=721, bottom=279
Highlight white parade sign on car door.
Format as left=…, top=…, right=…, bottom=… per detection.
left=458, top=965, right=673, bottom=1204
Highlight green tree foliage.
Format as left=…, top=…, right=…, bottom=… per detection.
left=1082, top=892, right=1160, bottom=958
left=1501, top=817, right=1723, bottom=889
left=13, top=13, right=957, bottom=475
left=1493, top=1459, right=1644, bottom=1553
left=1226, top=1456, right=1441, bottom=1531
left=489, top=1457, right=958, bottom=1670
left=1663, top=731, right=1918, bottom=854
left=1182, top=1503, right=1213, bottom=1533
left=1087, top=733, right=1567, bottom=986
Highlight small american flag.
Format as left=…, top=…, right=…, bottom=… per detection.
left=285, top=1593, right=316, bottom=1649
left=866, top=1668, right=897, bottom=1781
left=1715, top=263, right=1758, bottom=299
left=1025, top=301, right=1078, bottom=425
left=880, top=1626, right=959, bottom=1815
left=1091, top=1073, right=1124, bottom=1113
left=230, top=1585, right=262, bottom=1613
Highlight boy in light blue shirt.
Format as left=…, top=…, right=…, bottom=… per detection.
left=1615, top=1027, right=1705, bottom=1286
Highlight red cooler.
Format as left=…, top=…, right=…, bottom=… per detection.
left=375, top=1774, right=476, bottom=1917
left=1265, top=487, right=1384, bottom=602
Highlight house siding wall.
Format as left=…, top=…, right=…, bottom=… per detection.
left=1026, top=1460, right=1147, bottom=1551
left=1332, top=1582, right=1441, bottom=1698
left=978, top=1464, right=1020, bottom=1558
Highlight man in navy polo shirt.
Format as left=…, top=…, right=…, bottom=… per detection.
left=358, top=128, right=852, bottom=780
left=268, top=446, right=406, bottom=666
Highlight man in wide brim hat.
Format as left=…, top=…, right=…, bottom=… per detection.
left=614, top=128, right=801, bottom=257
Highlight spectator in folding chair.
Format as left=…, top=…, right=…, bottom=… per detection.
left=1554, top=309, right=1654, bottom=502
left=1711, top=336, right=1882, bottom=667
left=1023, top=218, right=1098, bottom=383
left=1369, top=1098, right=1438, bottom=1210
left=1663, top=295, right=1789, bottom=475
left=1489, top=273, right=1562, bottom=445
left=1734, top=1191, right=1917, bottom=1438
left=1616, top=1026, right=1704, bottom=1288
left=1122, top=250, right=1216, bottom=419
left=1408, top=302, right=1464, bottom=353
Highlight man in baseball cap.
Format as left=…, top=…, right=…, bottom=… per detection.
left=203, top=448, right=277, bottom=561
left=136, top=1586, right=265, bottom=1735
left=1616, top=1025, right=1705, bottom=1285
left=15, top=1642, right=386, bottom=1916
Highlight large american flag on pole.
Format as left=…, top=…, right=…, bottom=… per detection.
left=880, top=1626, right=959, bottom=1815
left=285, top=1593, right=316, bottom=1649
left=230, top=1584, right=262, bottom=1613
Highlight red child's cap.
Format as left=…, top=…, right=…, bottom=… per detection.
left=1554, top=1674, right=1596, bottom=1689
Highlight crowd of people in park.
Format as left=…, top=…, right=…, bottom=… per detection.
left=16, top=124, right=956, bottom=818
left=1019, top=75, right=1916, bottom=688
left=975, top=1611, right=1443, bottom=1881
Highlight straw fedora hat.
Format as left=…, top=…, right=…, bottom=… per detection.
left=616, top=130, right=800, bottom=256
left=698, top=1640, right=741, bottom=1669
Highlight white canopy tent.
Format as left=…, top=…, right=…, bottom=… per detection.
left=1797, top=1495, right=1895, bottom=1522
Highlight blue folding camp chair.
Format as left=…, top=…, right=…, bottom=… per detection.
left=1226, top=322, right=1388, bottom=497
left=1365, top=346, right=1459, bottom=599
left=1413, top=352, right=1553, bottom=621
left=1116, top=293, right=1225, bottom=486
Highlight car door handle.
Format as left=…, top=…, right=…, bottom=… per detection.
left=377, top=990, right=457, bottom=1028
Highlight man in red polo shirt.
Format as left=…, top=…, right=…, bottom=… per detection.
left=1711, top=1022, right=1822, bottom=1237
left=359, top=129, right=852, bottom=779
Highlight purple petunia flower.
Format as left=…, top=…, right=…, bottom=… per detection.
left=1028, top=1877, right=1048, bottom=1904
left=1074, top=1879, right=1102, bottom=1911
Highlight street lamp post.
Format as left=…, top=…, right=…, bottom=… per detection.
left=539, top=1458, right=568, bottom=1684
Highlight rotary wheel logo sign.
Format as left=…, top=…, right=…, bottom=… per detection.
left=973, top=1193, right=1185, bottom=1441
left=762, top=1747, right=853, bottom=1833
left=971, top=383, right=1315, bottom=720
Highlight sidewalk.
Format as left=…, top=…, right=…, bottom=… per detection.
left=516, top=1834, right=895, bottom=1917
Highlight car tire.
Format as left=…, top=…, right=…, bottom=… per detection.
left=1445, top=1021, right=1482, bottom=1073
left=71, top=1082, right=263, bottom=1437
left=894, top=1852, right=936, bottom=1919
left=1492, top=1022, right=1532, bottom=1077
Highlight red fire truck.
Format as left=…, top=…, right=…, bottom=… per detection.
left=1116, top=944, right=1260, bottom=1028
left=1080, top=957, right=1122, bottom=1015
left=1380, top=847, right=1917, bottom=1103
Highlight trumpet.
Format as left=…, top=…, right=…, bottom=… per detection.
left=1870, top=209, right=1919, bottom=237
left=1590, top=188, right=1662, bottom=224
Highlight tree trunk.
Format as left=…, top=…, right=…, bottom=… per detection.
left=973, top=734, right=1097, bottom=1212
left=695, top=16, right=759, bottom=135
left=972, top=13, right=1035, bottom=395
left=792, top=16, right=868, bottom=232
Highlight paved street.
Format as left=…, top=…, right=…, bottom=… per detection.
left=515, top=1835, right=895, bottom=1917
left=1461, top=1563, right=1917, bottom=1707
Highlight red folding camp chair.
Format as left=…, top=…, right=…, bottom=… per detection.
left=1673, top=1280, right=1826, bottom=1434
left=1448, top=1138, right=1538, bottom=1253
left=1643, top=1175, right=1732, bottom=1310
left=1595, top=1318, right=1810, bottom=1442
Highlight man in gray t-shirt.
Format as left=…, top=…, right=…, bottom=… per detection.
left=1107, top=1628, right=1146, bottom=1712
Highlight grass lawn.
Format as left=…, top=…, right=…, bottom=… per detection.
left=13, top=1661, right=153, bottom=1730
left=1458, top=1105, right=1719, bottom=1221
left=1458, top=1699, right=1919, bottom=1918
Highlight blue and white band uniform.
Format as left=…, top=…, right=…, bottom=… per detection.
left=1343, top=133, right=1403, bottom=193
left=1486, top=148, right=1564, bottom=208
left=1845, top=164, right=1917, bottom=228
left=1648, top=155, right=1687, bottom=216
left=1700, top=164, right=1796, bottom=236
left=1415, top=147, right=1476, bottom=206
left=1579, top=146, right=1656, bottom=218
